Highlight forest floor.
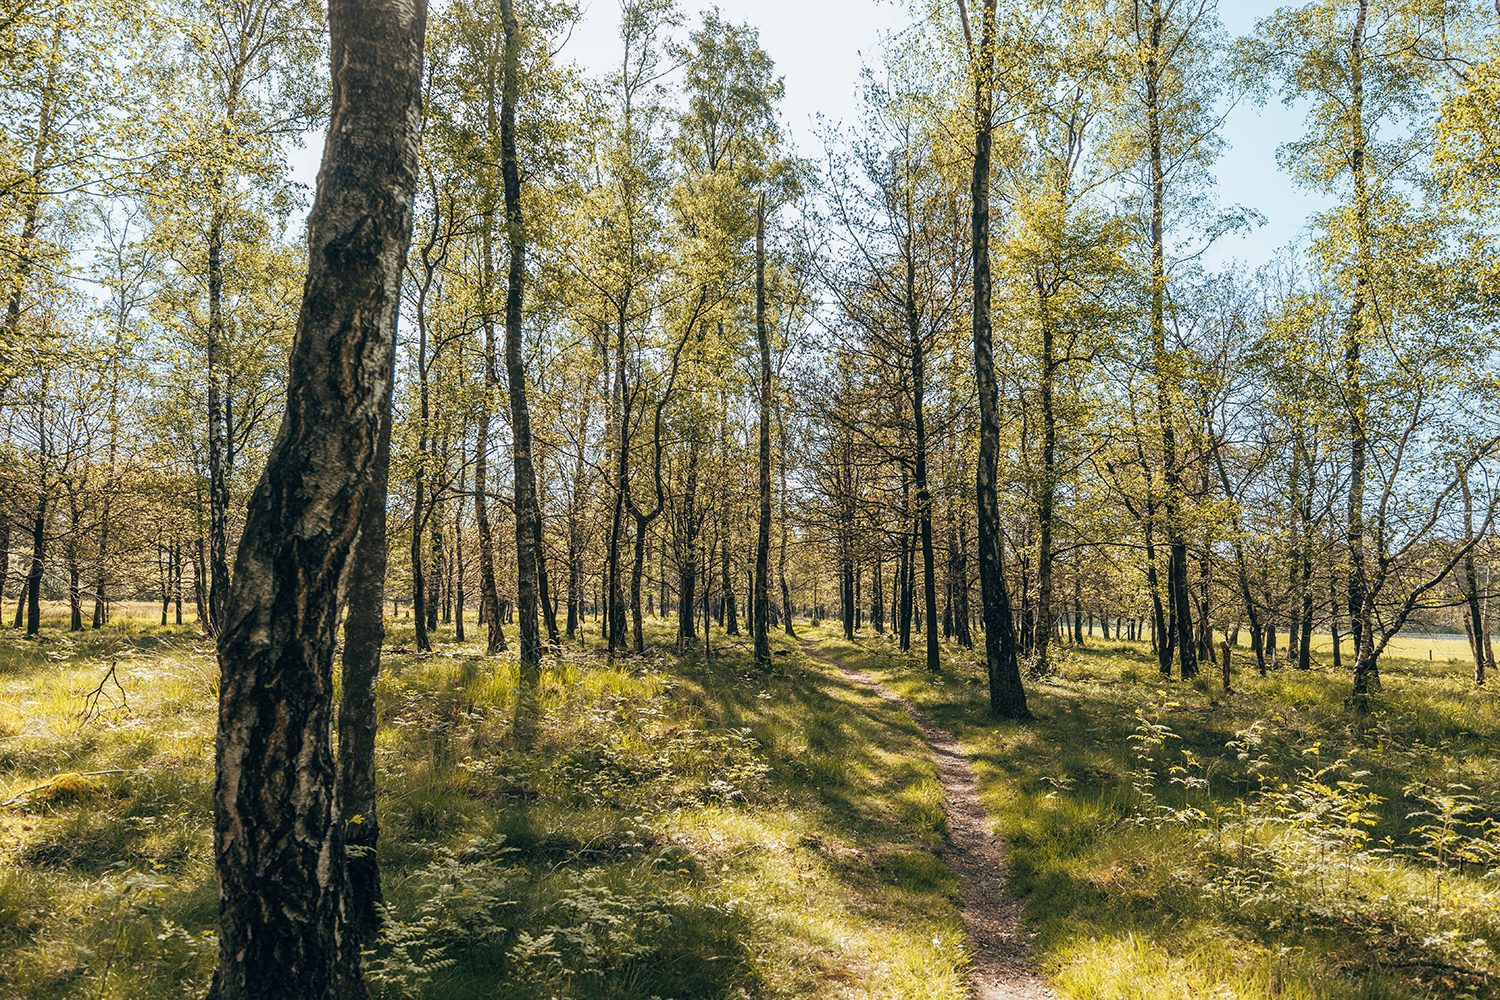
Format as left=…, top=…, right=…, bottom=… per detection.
left=807, top=623, right=1500, bottom=1000
left=0, top=609, right=1496, bottom=998
left=798, top=638, right=1054, bottom=1000
left=0, top=611, right=972, bottom=999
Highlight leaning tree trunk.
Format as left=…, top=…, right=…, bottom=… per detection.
left=210, top=2, right=425, bottom=996
left=969, top=0, right=1028, bottom=717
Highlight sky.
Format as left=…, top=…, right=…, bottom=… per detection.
left=558, top=0, right=1326, bottom=271
left=290, top=1, right=1326, bottom=272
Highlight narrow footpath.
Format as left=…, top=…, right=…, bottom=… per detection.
left=801, top=641, right=1055, bottom=1000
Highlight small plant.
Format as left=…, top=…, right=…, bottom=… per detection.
left=365, top=836, right=522, bottom=994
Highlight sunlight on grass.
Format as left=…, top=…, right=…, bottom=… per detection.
left=807, top=622, right=1500, bottom=1000
left=0, top=611, right=970, bottom=998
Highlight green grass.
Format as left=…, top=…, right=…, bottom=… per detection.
left=807, top=623, right=1500, bottom=1000
left=0, top=610, right=968, bottom=998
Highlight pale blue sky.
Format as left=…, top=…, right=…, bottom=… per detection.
left=289, top=2, right=1319, bottom=270
left=560, top=0, right=1322, bottom=271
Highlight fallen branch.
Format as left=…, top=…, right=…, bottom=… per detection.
left=80, top=661, right=128, bottom=723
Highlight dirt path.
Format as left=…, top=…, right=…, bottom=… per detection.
left=802, top=641, right=1055, bottom=1000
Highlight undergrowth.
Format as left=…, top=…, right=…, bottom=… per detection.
left=811, top=623, right=1500, bottom=1000
left=0, top=611, right=965, bottom=999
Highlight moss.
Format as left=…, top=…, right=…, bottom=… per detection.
left=8, top=770, right=108, bottom=808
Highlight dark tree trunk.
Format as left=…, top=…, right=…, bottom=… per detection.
left=66, top=495, right=83, bottom=632
left=776, top=433, right=795, bottom=638
left=499, top=0, right=543, bottom=677
left=1143, top=2, right=1196, bottom=681
left=174, top=539, right=184, bottom=625
left=1462, top=473, right=1486, bottom=685
left=953, top=517, right=972, bottom=648
left=722, top=534, right=739, bottom=635
left=0, top=517, right=10, bottom=610
left=606, top=304, right=630, bottom=657
left=454, top=455, right=467, bottom=643
left=193, top=535, right=209, bottom=627
left=1329, top=565, right=1343, bottom=671
left=1073, top=575, right=1085, bottom=646
left=209, top=3, right=424, bottom=995
left=410, top=475, right=430, bottom=652
left=1034, top=285, right=1057, bottom=675
left=969, top=0, right=1028, bottom=717
left=753, top=194, right=772, bottom=668
left=426, top=518, right=441, bottom=634
left=474, top=405, right=505, bottom=653
left=338, top=402, right=392, bottom=941
left=679, top=435, right=700, bottom=643
left=909, top=249, right=939, bottom=671
left=159, top=538, right=171, bottom=626
left=23, top=496, right=45, bottom=637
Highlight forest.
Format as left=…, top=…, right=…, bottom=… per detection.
left=0, top=0, right=1497, bottom=997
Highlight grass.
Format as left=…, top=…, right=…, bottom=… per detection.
left=0, top=608, right=969, bottom=998
left=807, top=622, right=1500, bottom=1000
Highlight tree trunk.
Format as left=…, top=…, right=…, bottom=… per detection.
left=753, top=194, right=772, bottom=668
left=66, top=497, right=82, bottom=632
left=969, top=0, right=1027, bottom=717
left=1035, top=282, right=1057, bottom=675
left=1346, top=0, right=1374, bottom=708
left=722, top=533, right=739, bottom=635
left=1143, top=2, right=1196, bottom=681
left=499, top=0, right=543, bottom=677
left=679, top=435, right=700, bottom=643
left=209, top=3, right=424, bottom=994
left=909, top=250, right=939, bottom=671
left=23, top=495, right=45, bottom=637
left=337, top=400, right=392, bottom=941
left=173, top=539, right=184, bottom=625
left=778, top=479, right=795, bottom=638
left=1462, top=473, right=1485, bottom=685
left=410, top=474, right=429, bottom=652
left=206, top=203, right=232, bottom=638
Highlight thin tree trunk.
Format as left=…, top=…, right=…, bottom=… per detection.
left=1143, top=1, right=1195, bottom=681
left=499, top=0, right=542, bottom=677
left=753, top=194, right=772, bottom=668
left=23, top=495, right=45, bottom=637
left=1462, top=473, right=1486, bottom=685
left=910, top=243, right=939, bottom=671
left=969, top=0, right=1027, bottom=717
left=1346, top=0, right=1375, bottom=708
left=66, top=495, right=82, bottom=632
